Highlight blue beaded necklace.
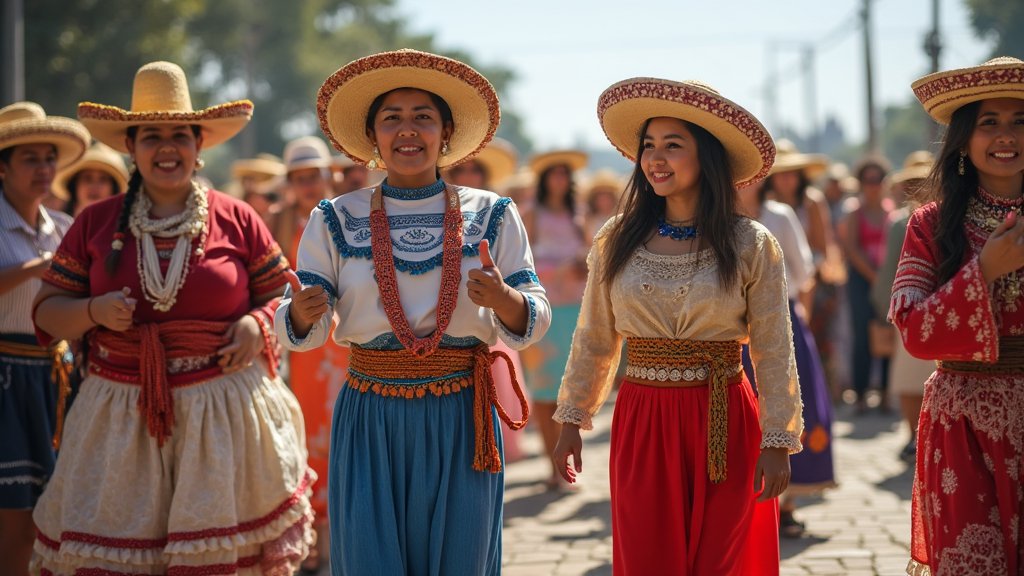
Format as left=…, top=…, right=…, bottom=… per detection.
left=381, top=178, right=446, bottom=200
left=657, top=217, right=699, bottom=241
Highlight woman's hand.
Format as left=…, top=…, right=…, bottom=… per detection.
left=288, top=284, right=330, bottom=340
left=91, top=287, right=137, bottom=331
left=467, top=239, right=511, bottom=309
left=754, top=446, right=791, bottom=501
left=218, top=314, right=264, bottom=374
left=552, top=424, right=584, bottom=484
left=980, top=209, right=1024, bottom=283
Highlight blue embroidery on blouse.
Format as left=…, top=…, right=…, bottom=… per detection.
left=380, top=178, right=445, bottom=200
left=296, top=270, right=337, bottom=306
left=358, top=332, right=484, bottom=350
left=284, top=309, right=315, bottom=346
left=495, top=291, right=537, bottom=346
left=318, top=197, right=512, bottom=276
left=503, top=269, right=540, bottom=288
left=340, top=206, right=489, bottom=254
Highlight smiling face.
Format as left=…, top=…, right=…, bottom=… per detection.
left=0, top=143, right=58, bottom=203
left=967, top=97, right=1024, bottom=188
left=641, top=117, right=701, bottom=199
left=126, top=124, right=202, bottom=197
left=367, top=88, right=453, bottom=188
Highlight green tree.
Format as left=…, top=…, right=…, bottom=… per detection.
left=966, top=0, right=1024, bottom=59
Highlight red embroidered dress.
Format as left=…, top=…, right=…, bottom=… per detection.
left=32, top=190, right=315, bottom=576
left=891, top=188, right=1024, bottom=576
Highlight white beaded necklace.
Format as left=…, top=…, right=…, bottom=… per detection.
left=129, top=181, right=209, bottom=312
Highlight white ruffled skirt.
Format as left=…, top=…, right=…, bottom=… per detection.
left=31, top=362, right=315, bottom=575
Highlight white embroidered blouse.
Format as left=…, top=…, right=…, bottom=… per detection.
left=553, top=216, right=804, bottom=452
left=274, top=184, right=551, bottom=352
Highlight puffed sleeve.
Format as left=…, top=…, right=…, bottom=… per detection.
left=746, top=228, right=804, bottom=453
left=489, top=199, right=551, bottom=349
left=552, top=220, right=623, bottom=430
left=274, top=200, right=339, bottom=351
left=42, top=212, right=92, bottom=297
left=890, top=204, right=998, bottom=362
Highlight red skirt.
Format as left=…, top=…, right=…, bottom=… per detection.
left=610, top=376, right=780, bottom=576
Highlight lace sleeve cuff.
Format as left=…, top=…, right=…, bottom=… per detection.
left=493, top=292, right=538, bottom=350
left=761, top=430, right=803, bottom=454
left=284, top=306, right=319, bottom=347
left=552, top=404, right=593, bottom=431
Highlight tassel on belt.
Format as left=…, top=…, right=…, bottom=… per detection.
left=0, top=338, right=73, bottom=449
left=625, top=337, right=743, bottom=484
left=347, top=344, right=529, bottom=473
left=938, top=336, right=1024, bottom=375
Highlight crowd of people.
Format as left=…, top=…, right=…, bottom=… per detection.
left=1, top=48, right=1022, bottom=576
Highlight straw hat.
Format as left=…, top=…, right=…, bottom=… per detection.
left=52, top=142, right=129, bottom=200
left=528, top=150, right=588, bottom=176
left=78, top=61, right=253, bottom=153
left=598, top=78, right=775, bottom=186
left=0, top=102, right=89, bottom=169
left=912, top=57, right=1024, bottom=125
left=283, top=136, right=331, bottom=173
left=447, top=137, right=518, bottom=187
left=582, top=168, right=626, bottom=201
left=231, top=153, right=285, bottom=182
left=768, top=139, right=828, bottom=179
left=317, top=49, right=500, bottom=169
left=891, top=150, right=935, bottom=185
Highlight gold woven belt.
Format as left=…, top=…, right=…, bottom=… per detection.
left=937, top=336, right=1024, bottom=375
left=625, top=337, right=743, bottom=484
left=0, top=337, right=73, bottom=449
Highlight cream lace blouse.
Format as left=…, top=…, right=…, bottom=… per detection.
left=553, top=216, right=804, bottom=452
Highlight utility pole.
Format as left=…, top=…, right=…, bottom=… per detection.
left=924, top=0, right=943, bottom=144
left=764, top=42, right=780, bottom=135
left=1, top=0, right=25, bottom=105
left=862, top=0, right=878, bottom=153
left=803, top=45, right=819, bottom=152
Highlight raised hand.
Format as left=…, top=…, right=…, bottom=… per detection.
left=467, top=239, right=508, bottom=309
left=287, top=275, right=331, bottom=340
left=90, top=287, right=137, bottom=331
left=980, top=209, right=1024, bottom=283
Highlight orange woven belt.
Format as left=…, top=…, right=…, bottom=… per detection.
left=625, top=337, right=743, bottom=484
left=0, top=338, right=73, bottom=449
left=348, top=343, right=529, bottom=473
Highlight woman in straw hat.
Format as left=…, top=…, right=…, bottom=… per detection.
left=552, top=78, right=803, bottom=575
left=892, top=56, right=1024, bottom=576
left=0, top=101, right=88, bottom=575
left=737, top=178, right=836, bottom=539
left=30, top=61, right=314, bottom=574
left=871, top=151, right=935, bottom=465
left=231, top=152, right=286, bottom=224
left=53, top=141, right=128, bottom=218
left=277, top=49, right=549, bottom=574
left=442, top=136, right=532, bottom=464
left=520, top=148, right=590, bottom=490
left=582, top=168, right=626, bottom=240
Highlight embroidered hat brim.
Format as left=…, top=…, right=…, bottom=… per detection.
left=78, top=101, right=253, bottom=154
left=52, top=143, right=129, bottom=200
left=598, top=78, right=775, bottom=186
left=528, top=150, right=589, bottom=177
left=913, top=56, right=1024, bottom=125
left=0, top=114, right=89, bottom=170
left=317, top=49, right=500, bottom=169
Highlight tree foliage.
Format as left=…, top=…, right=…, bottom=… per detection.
left=24, top=0, right=532, bottom=182
left=965, top=0, right=1024, bottom=60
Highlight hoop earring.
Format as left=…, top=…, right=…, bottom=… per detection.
left=367, top=146, right=382, bottom=170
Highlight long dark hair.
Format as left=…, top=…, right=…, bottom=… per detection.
left=928, top=101, right=981, bottom=285
left=602, top=118, right=739, bottom=289
left=105, top=125, right=201, bottom=274
left=536, top=165, right=576, bottom=214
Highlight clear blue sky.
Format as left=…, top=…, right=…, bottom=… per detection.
left=396, top=0, right=994, bottom=152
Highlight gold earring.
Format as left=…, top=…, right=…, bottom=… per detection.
left=958, top=150, right=966, bottom=176
left=441, top=141, right=450, bottom=156
left=367, top=146, right=381, bottom=170
left=195, top=157, right=205, bottom=170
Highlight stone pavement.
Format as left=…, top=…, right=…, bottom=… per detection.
left=501, top=391, right=915, bottom=576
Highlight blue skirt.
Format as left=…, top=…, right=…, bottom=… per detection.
left=328, top=381, right=503, bottom=576
left=0, top=334, right=58, bottom=509
left=743, top=301, right=836, bottom=492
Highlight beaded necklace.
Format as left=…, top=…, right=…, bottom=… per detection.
left=657, top=217, right=699, bottom=241
left=967, top=186, right=1024, bottom=306
left=370, top=181, right=463, bottom=358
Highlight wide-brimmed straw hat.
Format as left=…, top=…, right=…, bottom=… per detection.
left=891, top=150, right=934, bottom=184
left=912, top=57, right=1024, bottom=125
left=231, top=153, right=285, bottom=182
left=768, top=139, right=829, bottom=179
left=283, top=136, right=332, bottom=173
left=317, top=49, right=500, bottom=169
left=446, top=137, right=518, bottom=187
left=0, top=102, right=89, bottom=169
left=598, top=78, right=775, bottom=186
left=528, top=149, right=588, bottom=177
left=52, top=142, right=129, bottom=200
left=78, top=61, right=253, bottom=153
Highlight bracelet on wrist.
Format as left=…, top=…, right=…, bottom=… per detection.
left=86, top=297, right=100, bottom=327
